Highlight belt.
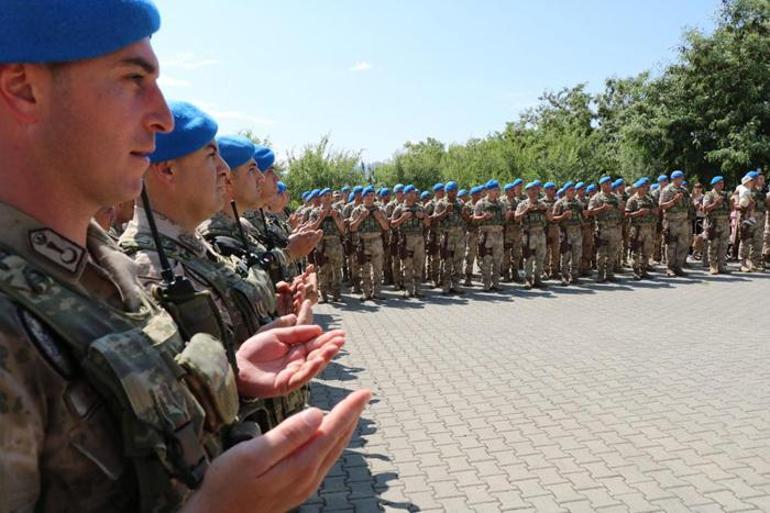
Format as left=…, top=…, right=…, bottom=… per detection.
left=359, top=232, right=382, bottom=240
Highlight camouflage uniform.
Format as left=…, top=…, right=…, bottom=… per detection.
left=242, top=208, right=296, bottom=282
left=384, top=198, right=402, bottom=288
left=625, top=193, right=658, bottom=278
left=589, top=191, right=624, bottom=282
left=434, top=196, right=467, bottom=293
left=342, top=202, right=362, bottom=292
left=352, top=204, right=386, bottom=299
left=739, top=188, right=767, bottom=270
left=392, top=203, right=426, bottom=296
left=651, top=186, right=665, bottom=264
left=474, top=197, right=505, bottom=291
left=0, top=203, right=237, bottom=513
left=659, top=183, right=691, bottom=274
left=425, top=199, right=441, bottom=287
left=543, top=195, right=560, bottom=278
left=703, top=189, right=731, bottom=273
left=553, top=196, right=584, bottom=283
left=308, top=206, right=345, bottom=300
left=578, top=196, right=595, bottom=274
left=463, top=200, right=479, bottom=285
left=501, top=195, right=522, bottom=282
left=516, top=198, right=548, bottom=286
left=616, top=189, right=631, bottom=271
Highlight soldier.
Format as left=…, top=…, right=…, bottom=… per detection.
left=748, top=173, right=768, bottom=270
left=542, top=182, right=561, bottom=279
left=0, top=4, right=367, bottom=512
left=577, top=182, right=595, bottom=276
left=343, top=186, right=364, bottom=292
left=702, top=176, right=732, bottom=275
left=516, top=182, right=551, bottom=289
left=391, top=185, right=429, bottom=297
left=385, top=184, right=406, bottom=289
left=378, top=188, right=395, bottom=285
left=588, top=176, right=624, bottom=283
left=308, top=189, right=346, bottom=302
left=625, top=178, right=658, bottom=279
left=658, top=170, right=691, bottom=276
left=463, top=186, right=483, bottom=285
left=433, top=181, right=467, bottom=294
left=350, top=187, right=390, bottom=300
left=613, top=178, right=630, bottom=272
left=552, top=182, right=584, bottom=285
left=426, top=183, right=446, bottom=287
left=652, top=174, right=669, bottom=264
left=472, top=181, right=506, bottom=291
left=502, top=179, right=524, bottom=282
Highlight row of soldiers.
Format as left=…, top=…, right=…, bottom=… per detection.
left=0, top=3, right=370, bottom=513
left=294, top=170, right=769, bottom=300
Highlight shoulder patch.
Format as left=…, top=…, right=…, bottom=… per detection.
left=17, top=307, right=75, bottom=379
left=28, top=229, right=85, bottom=274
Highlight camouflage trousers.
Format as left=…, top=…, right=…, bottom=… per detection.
left=426, top=231, right=440, bottom=286
left=596, top=223, right=622, bottom=281
left=706, top=218, right=730, bottom=272
left=391, top=233, right=403, bottom=288
left=479, top=227, right=504, bottom=290
left=764, top=211, right=770, bottom=259
left=440, top=228, right=465, bottom=292
left=318, top=237, right=343, bottom=298
left=545, top=224, right=561, bottom=278
left=400, top=233, right=425, bottom=295
left=580, top=223, right=595, bottom=272
left=629, top=224, right=654, bottom=276
left=523, top=228, right=546, bottom=283
left=503, top=226, right=522, bottom=279
left=465, top=230, right=479, bottom=279
left=348, top=233, right=361, bottom=290
left=559, top=225, right=583, bottom=282
left=358, top=233, right=384, bottom=297
left=382, top=233, right=394, bottom=284
left=664, top=215, right=689, bottom=272
left=739, top=217, right=765, bottom=270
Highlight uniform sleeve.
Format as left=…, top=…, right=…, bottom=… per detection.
left=473, top=202, right=484, bottom=216
left=0, top=303, right=50, bottom=512
left=515, top=201, right=526, bottom=215
left=659, top=188, right=671, bottom=205
left=625, top=197, right=636, bottom=212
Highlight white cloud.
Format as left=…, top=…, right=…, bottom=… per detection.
left=349, top=61, right=373, bottom=72
left=158, top=75, right=191, bottom=88
left=163, top=52, right=219, bottom=70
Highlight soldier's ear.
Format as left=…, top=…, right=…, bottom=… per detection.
left=0, top=63, right=49, bottom=124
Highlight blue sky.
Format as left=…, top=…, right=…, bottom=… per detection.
left=152, top=0, right=720, bottom=163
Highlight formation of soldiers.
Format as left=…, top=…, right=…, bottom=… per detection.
left=294, top=171, right=770, bottom=300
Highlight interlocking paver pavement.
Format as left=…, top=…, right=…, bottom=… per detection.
left=301, top=268, right=770, bottom=513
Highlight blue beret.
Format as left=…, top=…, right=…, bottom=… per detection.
left=307, top=190, right=318, bottom=200
left=671, top=170, right=684, bottom=179
left=748, top=170, right=760, bottom=179
left=575, top=181, right=585, bottom=190
left=341, top=186, right=350, bottom=193
left=612, top=178, right=625, bottom=188
left=598, top=176, right=612, bottom=185
left=433, top=183, right=445, bottom=192
left=504, top=183, right=515, bottom=192
left=277, top=181, right=287, bottom=193
left=543, top=181, right=556, bottom=190
left=445, top=181, right=458, bottom=192
left=393, top=184, right=405, bottom=193
left=458, top=189, right=469, bottom=197
left=301, top=191, right=310, bottom=200
left=253, top=145, right=276, bottom=172
left=470, top=186, right=482, bottom=195
left=556, top=188, right=565, bottom=197
left=380, top=188, right=391, bottom=197
left=532, top=180, right=543, bottom=187
left=404, top=185, right=416, bottom=194
left=486, top=179, right=500, bottom=190
left=512, top=178, right=524, bottom=187
left=586, top=184, right=597, bottom=193
left=651, top=183, right=660, bottom=191
left=563, top=181, right=575, bottom=189
left=525, top=181, right=539, bottom=191
left=353, top=186, right=364, bottom=194
left=319, top=188, right=331, bottom=196
left=420, top=191, right=432, bottom=200
left=216, top=135, right=255, bottom=170
left=634, top=177, right=650, bottom=188
left=347, top=192, right=355, bottom=203
left=151, top=101, right=217, bottom=163
left=657, top=174, right=669, bottom=183
left=363, top=186, right=375, bottom=196
left=0, top=0, right=161, bottom=64
left=710, top=176, right=724, bottom=186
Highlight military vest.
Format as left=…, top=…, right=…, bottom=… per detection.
left=0, top=242, right=237, bottom=513
left=664, top=185, right=689, bottom=215
left=395, top=204, right=425, bottom=235
left=502, top=197, right=519, bottom=227
left=354, top=205, right=383, bottom=233
left=463, top=202, right=478, bottom=232
left=592, top=192, right=623, bottom=225
left=437, top=198, right=465, bottom=231
left=753, top=188, right=767, bottom=213
left=476, top=198, right=505, bottom=227
left=705, top=190, right=731, bottom=220
left=120, top=232, right=268, bottom=346
left=313, top=208, right=343, bottom=236
left=555, top=198, right=583, bottom=227
left=627, top=194, right=657, bottom=225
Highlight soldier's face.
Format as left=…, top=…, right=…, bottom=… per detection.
left=364, top=193, right=375, bottom=205
left=566, top=189, right=575, bottom=199
left=174, top=140, right=228, bottom=223
left=714, top=182, right=724, bottom=191
left=229, top=159, right=260, bottom=209
left=488, top=189, right=499, bottom=200
left=34, top=39, right=172, bottom=208
left=601, top=183, right=612, bottom=194
left=527, top=189, right=538, bottom=200
left=545, top=189, right=555, bottom=198
left=259, top=167, right=278, bottom=202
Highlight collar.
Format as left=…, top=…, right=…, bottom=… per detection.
left=125, top=205, right=207, bottom=258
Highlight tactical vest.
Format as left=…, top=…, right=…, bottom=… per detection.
left=438, top=199, right=465, bottom=231
left=594, top=193, right=622, bottom=225
left=355, top=205, right=382, bottom=233
left=397, top=204, right=425, bottom=234
left=477, top=199, right=504, bottom=226
left=502, top=198, right=519, bottom=227
left=314, top=209, right=343, bottom=236
left=463, top=203, right=478, bottom=232
left=665, top=185, right=689, bottom=215
left=521, top=200, right=547, bottom=231
left=0, top=244, right=238, bottom=513
left=628, top=195, right=657, bottom=225
left=753, top=189, right=767, bottom=214
left=556, top=198, right=583, bottom=227
left=120, top=232, right=267, bottom=346
left=705, top=190, right=731, bottom=220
